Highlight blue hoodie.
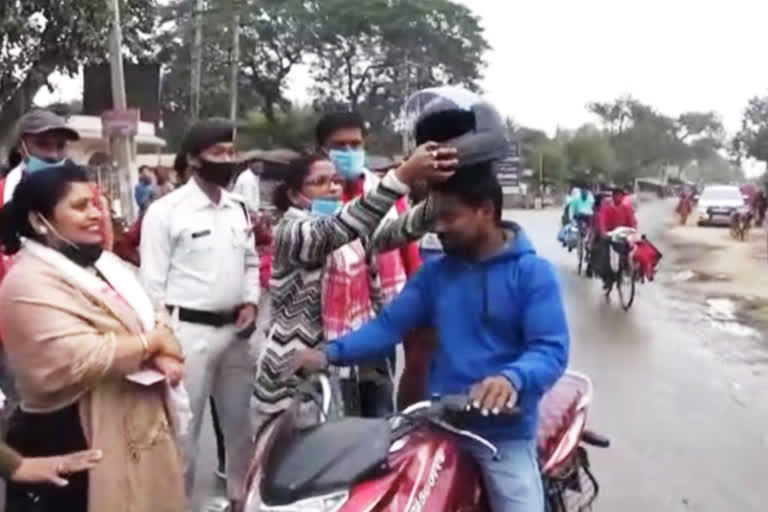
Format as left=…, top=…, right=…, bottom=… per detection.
left=327, top=223, right=569, bottom=441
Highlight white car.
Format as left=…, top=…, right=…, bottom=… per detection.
left=696, top=185, right=746, bottom=226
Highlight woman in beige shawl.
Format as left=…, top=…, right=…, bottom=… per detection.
left=0, top=163, right=185, bottom=511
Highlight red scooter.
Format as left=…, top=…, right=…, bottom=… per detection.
left=242, top=372, right=609, bottom=512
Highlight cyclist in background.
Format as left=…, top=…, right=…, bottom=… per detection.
left=569, top=186, right=595, bottom=231
left=593, top=187, right=637, bottom=288
left=569, top=186, right=595, bottom=221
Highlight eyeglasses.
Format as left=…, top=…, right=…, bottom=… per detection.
left=304, top=175, right=343, bottom=187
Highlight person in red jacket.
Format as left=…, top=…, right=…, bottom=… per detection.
left=596, top=188, right=637, bottom=235
left=613, top=188, right=638, bottom=229
left=592, top=188, right=637, bottom=288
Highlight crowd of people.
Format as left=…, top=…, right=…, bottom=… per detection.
left=0, top=88, right=572, bottom=512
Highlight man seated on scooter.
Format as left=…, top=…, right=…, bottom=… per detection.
left=290, top=163, right=569, bottom=512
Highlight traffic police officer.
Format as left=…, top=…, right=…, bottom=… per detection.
left=139, top=119, right=259, bottom=507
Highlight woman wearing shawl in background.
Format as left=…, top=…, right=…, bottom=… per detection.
left=0, top=163, right=186, bottom=512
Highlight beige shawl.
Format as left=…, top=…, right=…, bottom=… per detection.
left=0, top=246, right=185, bottom=512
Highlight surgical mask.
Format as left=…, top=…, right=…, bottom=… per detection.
left=196, top=158, right=238, bottom=188
left=24, top=155, right=68, bottom=174
left=36, top=214, right=103, bottom=267
left=328, top=149, right=366, bottom=181
left=21, top=140, right=68, bottom=174
left=310, top=198, right=342, bottom=217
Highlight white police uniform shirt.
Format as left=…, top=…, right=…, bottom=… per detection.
left=139, top=178, right=260, bottom=312
left=232, top=169, right=261, bottom=212
left=3, top=163, right=25, bottom=203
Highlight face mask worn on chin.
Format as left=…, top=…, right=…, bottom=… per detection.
left=196, top=159, right=238, bottom=188
left=25, top=155, right=68, bottom=174
left=60, top=243, right=104, bottom=267
left=310, top=197, right=342, bottom=216
left=37, top=214, right=103, bottom=267
left=328, top=149, right=366, bottom=181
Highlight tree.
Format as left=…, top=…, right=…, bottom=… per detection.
left=238, top=0, right=317, bottom=122
left=589, top=96, right=725, bottom=183
left=564, top=125, right=617, bottom=181
left=158, top=0, right=317, bottom=148
left=0, top=0, right=156, bottom=143
left=735, top=95, right=768, bottom=166
left=309, top=0, right=489, bottom=154
left=682, top=154, right=743, bottom=184
left=243, top=106, right=320, bottom=152
left=156, top=0, right=258, bottom=148
left=528, top=138, right=568, bottom=184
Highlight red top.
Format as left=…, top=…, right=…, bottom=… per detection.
left=113, top=214, right=143, bottom=266
left=596, top=196, right=637, bottom=235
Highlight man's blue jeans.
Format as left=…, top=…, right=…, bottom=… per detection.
left=460, top=438, right=544, bottom=512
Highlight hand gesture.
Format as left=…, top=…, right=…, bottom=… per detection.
left=11, top=449, right=103, bottom=487
left=395, top=142, right=458, bottom=185
left=468, top=376, right=518, bottom=416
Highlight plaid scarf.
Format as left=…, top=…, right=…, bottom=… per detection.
left=321, top=174, right=416, bottom=339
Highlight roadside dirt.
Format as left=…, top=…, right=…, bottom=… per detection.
left=661, top=217, right=768, bottom=328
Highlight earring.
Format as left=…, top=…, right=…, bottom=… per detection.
left=38, top=227, right=47, bottom=235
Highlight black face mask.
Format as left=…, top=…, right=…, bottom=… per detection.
left=60, top=243, right=104, bottom=267
left=196, top=159, right=237, bottom=188
left=35, top=214, right=104, bottom=267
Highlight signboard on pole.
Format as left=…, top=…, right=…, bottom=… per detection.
left=101, top=109, right=140, bottom=138
left=497, top=142, right=521, bottom=187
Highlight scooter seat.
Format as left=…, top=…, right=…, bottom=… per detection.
left=261, top=417, right=391, bottom=505
left=536, top=373, right=589, bottom=465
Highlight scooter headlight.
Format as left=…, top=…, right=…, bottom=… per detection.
left=257, top=491, right=349, bottom=512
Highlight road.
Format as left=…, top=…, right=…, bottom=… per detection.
left=511, top=201, right=768, bottom=512
left=195, top=200, right=768, bottom=511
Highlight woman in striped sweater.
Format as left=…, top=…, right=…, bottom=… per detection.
left=253, top=144, right=457, bottom=422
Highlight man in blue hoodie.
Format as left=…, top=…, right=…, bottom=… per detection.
left=290, top=163, right=569, bottom=511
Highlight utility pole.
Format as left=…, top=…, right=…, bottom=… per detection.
left=104, top=0, right=136, bottom=221
left=228, top=11, right=241, bottom=133
left=400, top=59, right=412, bottom=156
left=539, top=152, right=544, bottom=208
left=190, top=0, right=205, bottom=121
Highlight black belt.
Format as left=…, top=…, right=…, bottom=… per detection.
left=166, top=305, right=237, bottom=327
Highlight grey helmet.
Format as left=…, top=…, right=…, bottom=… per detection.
left=402, top=86, right=510, bottom=167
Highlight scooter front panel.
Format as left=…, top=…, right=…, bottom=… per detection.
left=341, top=426, right=489, bottom=512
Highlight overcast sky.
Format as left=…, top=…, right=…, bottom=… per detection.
left=38, top=0, right=768, bottom=171
left=457, top=0, right=768, bottom=135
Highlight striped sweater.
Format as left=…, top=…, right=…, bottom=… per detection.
left=254, top=170, right=434, bottom=414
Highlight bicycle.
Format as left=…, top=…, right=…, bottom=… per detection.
left=605, top=237, right=638, bottom=311
left=573, top=214, right=593, bottom=276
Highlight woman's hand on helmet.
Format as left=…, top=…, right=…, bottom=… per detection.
left=395, top=142, right=457, bottom=185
